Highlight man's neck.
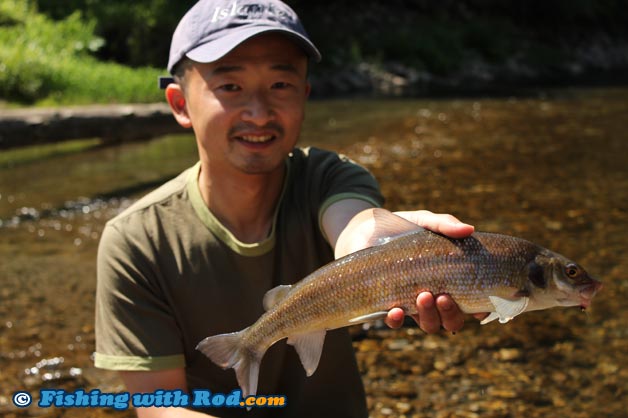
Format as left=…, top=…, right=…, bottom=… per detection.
left=197, top=161, right=285, bottom=244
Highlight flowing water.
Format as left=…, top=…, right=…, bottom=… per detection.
left=0, top=87, right=626, bottom=417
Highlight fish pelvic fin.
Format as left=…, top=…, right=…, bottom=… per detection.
left=482, top=296, right=530, bottom=325
left=196, top=328, right=261, bottom=398
left=263, top=284, right=293, bottom=311
left=480, top=312, right=500, bottom=325
left=287, top=330, right=326, bottom=376
left=348, top=311, right=389, bottom=324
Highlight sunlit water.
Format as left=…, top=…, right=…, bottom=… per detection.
left=1, top=87, right=626, bottom=417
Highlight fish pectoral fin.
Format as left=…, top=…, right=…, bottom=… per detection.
left=348, top=311, right=390, bottom=324
left=263, top=285, right=293, bottom=311
left=287, top=330, right=326, bottom=377
left=487, top=295, right=529, bottom=324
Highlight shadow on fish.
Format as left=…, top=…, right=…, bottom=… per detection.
left=197, top=227, right=602, bottom=399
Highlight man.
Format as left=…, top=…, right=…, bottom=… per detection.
left=94, top=1, right=477, bottom=417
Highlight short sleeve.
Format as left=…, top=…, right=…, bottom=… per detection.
left=94, top=222, right=185, bottom=370
left=297, top=147, right=384, bottom=227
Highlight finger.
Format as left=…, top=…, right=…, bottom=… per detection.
left=415, top=292, right=442, bottom=334
left=385, top=308, right=405, bottom=329
left=415, top=211, right=475, bottom=239
left=435, top=294, right=465, bottom=332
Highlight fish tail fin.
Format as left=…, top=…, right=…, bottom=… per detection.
left=196, top=328, right=261, bottom=398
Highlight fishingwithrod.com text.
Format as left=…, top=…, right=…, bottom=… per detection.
left=12, top=388, right=286, bottom=410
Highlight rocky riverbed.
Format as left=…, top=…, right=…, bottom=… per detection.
left=0, top=88, right=626, bottom=417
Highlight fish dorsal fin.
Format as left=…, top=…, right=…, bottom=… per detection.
left=367, top=212, right=425, bottom=248
left=263, top=285, right=293, bottom=311
left=482, top=296, right=529, bottom=324
left=287, top=330, right=326, bottom=376
left=374, top=229, right=424, bottom=246
left=348, top=311, right=389, bottom=324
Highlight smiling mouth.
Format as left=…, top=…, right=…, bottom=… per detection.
left=236, top=134, right=276, bottom=144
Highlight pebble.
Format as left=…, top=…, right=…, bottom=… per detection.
left=495, top=348, right=523, bottom=361
left=487, top=387, right=518, bottom=398
left=380, top=407, right=393, bottom=416
left=387, top=338, right=410, bottom=350
left=385, top=381, right=417, bottom=398
left=396, top=402, right=412, bottom=413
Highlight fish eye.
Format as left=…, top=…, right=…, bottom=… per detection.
left=565, top=263, right=580, bottom=278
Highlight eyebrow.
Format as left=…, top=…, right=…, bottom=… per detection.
left=270, top=63, right=299, bottom=74
left=209, top=63, right=300, bottom=76
left=210, top=65, right=244, bottom=76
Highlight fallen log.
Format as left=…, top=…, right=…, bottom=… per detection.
left=0, top=103, right=187, bottom=150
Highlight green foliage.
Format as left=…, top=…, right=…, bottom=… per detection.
left=2, top=0, right=628, bottom=105
left=461, top=18, right=518, bottom=63
left=35, top=0, right=194, bottom=67
left=36, top=59, right=164, bottom=106
left=0, top=0, right=163, bottom=105
left=382, top=21, right=467, bottom=74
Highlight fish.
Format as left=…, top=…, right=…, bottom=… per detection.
left=196, top=226, right=602, bottom=398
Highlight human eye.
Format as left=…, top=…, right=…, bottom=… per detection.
left=216, top=83, right=241, bottom=92
left=271, top=81, right=293, bottom=90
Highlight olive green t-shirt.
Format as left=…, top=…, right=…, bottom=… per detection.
left=94, top=147, right=383, bottom=417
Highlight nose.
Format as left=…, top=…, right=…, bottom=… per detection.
left=241, top=90, right=274, bottom=125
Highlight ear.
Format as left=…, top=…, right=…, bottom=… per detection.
left=165, top=84, right=192, bottom=128
left=304, top=81, right=311, bottom=99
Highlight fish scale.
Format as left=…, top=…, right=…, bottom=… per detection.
left=197, top=227, right=601, bottom=398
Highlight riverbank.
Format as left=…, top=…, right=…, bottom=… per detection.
left=3, top=75, right=628, bottom=150
left=309, top=39, right=628, bottom=97
left=0, top=104, right=184, bottom=150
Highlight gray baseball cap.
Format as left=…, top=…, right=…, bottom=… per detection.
left=167, top=0, right=321, bottom=75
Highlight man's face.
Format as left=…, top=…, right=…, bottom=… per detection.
left=181, top=33, right=311, bottom=175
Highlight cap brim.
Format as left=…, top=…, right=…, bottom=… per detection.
left=185, top=26, right=321, bottom=65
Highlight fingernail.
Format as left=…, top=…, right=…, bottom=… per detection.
left=418, top=292, right=435, bottom=307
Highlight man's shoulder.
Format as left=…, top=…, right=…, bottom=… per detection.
left=289, top=146, right=356, bottom=173
left=290, top=146, right=340, bottom=161
left=106, top=164, right=196, bottom=228
left=289, top=146, right=373, bottom=180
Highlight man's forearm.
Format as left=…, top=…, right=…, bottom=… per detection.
left=121, top=370, right=214, bottom=418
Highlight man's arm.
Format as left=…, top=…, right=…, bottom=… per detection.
left=321, top=200, right=476, bottom=333
left=120, top=369, right=212, bottom=418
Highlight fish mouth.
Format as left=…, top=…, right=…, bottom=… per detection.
left=577, top=280, right=603, bottom=309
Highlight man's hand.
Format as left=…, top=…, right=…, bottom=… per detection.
left=385, top=210, right=477, bottom=333
left=393, top=209, right=475, bottom=239
left=385, top=293, right=466, bottom=332
left=322, top=203, right=483, bottom=334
